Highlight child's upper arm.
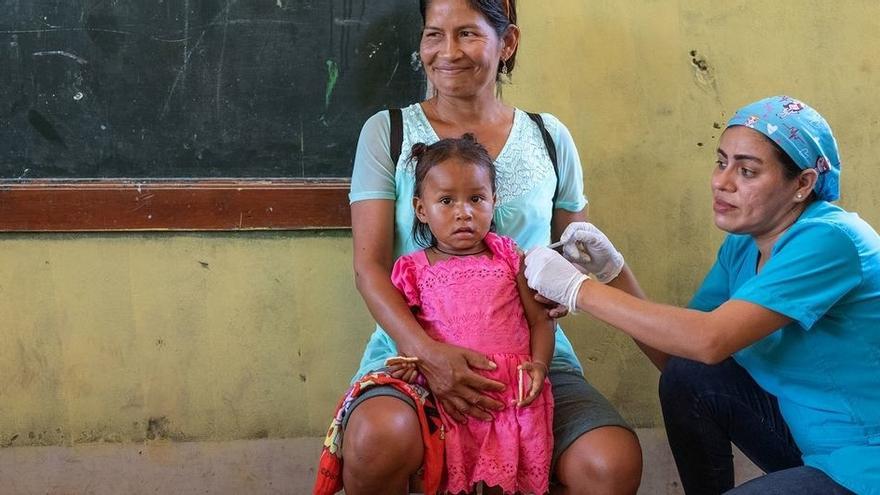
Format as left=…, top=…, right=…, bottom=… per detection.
left=515, top=249, right=555, bottom=332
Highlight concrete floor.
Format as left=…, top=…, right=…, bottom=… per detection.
left=0, top=429, right=762, bottom=494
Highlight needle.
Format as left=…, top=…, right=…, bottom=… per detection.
left=547, top=241, right=564, bottom=250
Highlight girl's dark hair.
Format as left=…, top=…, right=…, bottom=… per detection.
left=419, top=0, right=518, bottom=79
left=410, top=133, right=497, bottom=247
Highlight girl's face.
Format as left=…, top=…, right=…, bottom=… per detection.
left=420, top=0, right=515, bottom=99
left=712, top=126, right=807, bottom=240
left=414, top=157, right=495, bottom=254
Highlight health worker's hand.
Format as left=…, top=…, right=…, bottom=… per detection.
left=524, top=247, right=589, bottom=313
left=416, top=341, right=506, bottom=423
left=560, top=222, right=625, bottom=284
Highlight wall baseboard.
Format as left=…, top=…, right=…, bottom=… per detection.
left=0, top=429, right=762, bottom=494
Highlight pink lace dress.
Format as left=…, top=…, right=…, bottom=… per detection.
left=391, top=232, right=553, bottom=495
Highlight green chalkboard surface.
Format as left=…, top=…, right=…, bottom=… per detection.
left=0, top=0, right=425, bottom=179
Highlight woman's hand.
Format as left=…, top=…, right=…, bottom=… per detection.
left=560, top=222, right=625, bottom=283
left=414, top=340, right=506, bottom=423
left=524, top=247, right=589, bottom=312
left=516, top=361, right=548, bottom=407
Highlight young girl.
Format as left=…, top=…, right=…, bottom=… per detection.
left=389, top=134, right=555, bottom=495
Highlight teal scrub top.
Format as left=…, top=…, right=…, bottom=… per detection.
left=350, top=103, right=589, bottom=381
left=690, top=201, right=880, bottom=494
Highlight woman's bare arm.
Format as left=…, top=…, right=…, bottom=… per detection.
left=578, top=280, right=792, bottom=364
left=551, top=208, right=584, bottom=242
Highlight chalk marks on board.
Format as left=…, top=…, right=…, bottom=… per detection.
left=31, top=50, right=88, bottom=65
left=324, top=59, right=339, bottom=110
left=0, top=0, right=425, bottom=179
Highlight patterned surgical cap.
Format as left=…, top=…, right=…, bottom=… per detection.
left=726, top=95, right=841, bottom=201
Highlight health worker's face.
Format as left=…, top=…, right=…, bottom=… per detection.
left=712, top=126, right=803, bottom=240
left=414, top=158, right=495, bottom=255
left=420, top=0, right=511, bottom=98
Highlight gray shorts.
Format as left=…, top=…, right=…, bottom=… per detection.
left=342, top=368, right=632, bottom=467
left=548, top=368, right=633, bottom=467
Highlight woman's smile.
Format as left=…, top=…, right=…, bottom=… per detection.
left=434, top=64, right=470, bottom=73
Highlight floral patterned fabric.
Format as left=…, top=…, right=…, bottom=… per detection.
left=313, top=371, right=444, bottom=495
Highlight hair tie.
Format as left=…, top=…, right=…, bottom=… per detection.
left=410, top=142, right=428, bottom=162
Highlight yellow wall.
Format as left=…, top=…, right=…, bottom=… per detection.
left=3, top=2, right=879, bottom=446
left=506, top=0, right=880, bottom=423
left=1, top=232, right=367, bottom=445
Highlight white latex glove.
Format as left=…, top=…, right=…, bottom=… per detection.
left=524, top=247, right=589, bottom=313
left=560, top=222, right=625, bottom=284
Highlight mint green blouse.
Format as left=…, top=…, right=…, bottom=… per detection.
left=349, top=103, right=588, bottom=381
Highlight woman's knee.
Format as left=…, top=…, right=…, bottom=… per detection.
left=342, top=396, right=424, bottom=474
left=555, top=426, right=642, bottom=494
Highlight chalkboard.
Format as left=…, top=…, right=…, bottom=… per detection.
left=0, top=0, right=426, bottom=179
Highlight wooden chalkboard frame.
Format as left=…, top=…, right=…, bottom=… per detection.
left=0, top=180, right=351, bottom=231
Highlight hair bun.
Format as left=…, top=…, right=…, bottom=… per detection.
left=409, top=142, right=428, bottom=161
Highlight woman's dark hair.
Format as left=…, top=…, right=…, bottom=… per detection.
left=768, top=139, right=802, bottom=180
left=763, top=133, right=817, bottom=201
left=419, top=0, right=518, bottom=79
left=410, top=133, right=497, bottom=247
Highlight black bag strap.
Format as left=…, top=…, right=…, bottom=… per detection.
left=389, top=108, right=403, bottom=166
left=526, top=111, right=560, bottom=204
